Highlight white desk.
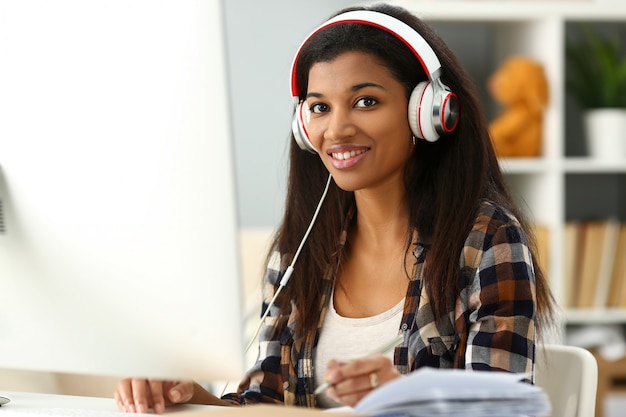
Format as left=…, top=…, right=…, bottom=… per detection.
left=0, top=392, right=350, bottom=417
left=0, top=391, right=217, bottom=416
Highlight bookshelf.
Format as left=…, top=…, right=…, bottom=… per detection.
left=388, top=1, right=626, bottom=333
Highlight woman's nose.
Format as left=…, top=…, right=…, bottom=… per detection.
left=323, top=108, right=357, bottom=142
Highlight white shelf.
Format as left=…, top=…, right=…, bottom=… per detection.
left=502, top=158, right=626, bottom=174
left=564, top=158, right=626, bottom=173
left=499, top=158, right=552, bottom=174
left=566, top=309, right=626, bottom=325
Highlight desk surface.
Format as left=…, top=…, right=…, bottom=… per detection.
left=0, top=392, right=354, bottom=416
left=0, top=391, right=215, bottom=416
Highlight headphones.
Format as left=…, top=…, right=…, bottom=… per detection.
left=290, top=10, right=460, bottom=153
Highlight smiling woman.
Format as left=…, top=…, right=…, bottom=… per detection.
left=116, top=3, right=557, bottom=413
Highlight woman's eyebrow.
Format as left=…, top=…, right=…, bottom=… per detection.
left=351, top=82, right=385, bottom=92
left=306, top=82, right=386, bottom=99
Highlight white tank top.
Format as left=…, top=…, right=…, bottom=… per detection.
left=314, top=294, right=405, bottom=408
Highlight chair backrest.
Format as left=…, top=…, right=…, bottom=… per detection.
left=535, top=344, right=598, bottom=417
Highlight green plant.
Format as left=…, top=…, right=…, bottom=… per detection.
left=566, top=26, right=626, bottom=108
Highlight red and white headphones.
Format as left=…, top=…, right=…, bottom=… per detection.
left=290, top=10, right=460, bottom=153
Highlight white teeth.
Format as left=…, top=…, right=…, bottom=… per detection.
left=331, top=149, right=366, bottom=160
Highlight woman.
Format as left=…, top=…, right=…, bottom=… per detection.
left=115, top=3, right=556, bottom=413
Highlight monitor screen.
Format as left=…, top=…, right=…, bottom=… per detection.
left=0, top=0, right=245, bottom=382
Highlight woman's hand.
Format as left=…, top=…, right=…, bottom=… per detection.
left=323, top=354, right=402, bottom=407
left=114, top=379, right=194, bottom=414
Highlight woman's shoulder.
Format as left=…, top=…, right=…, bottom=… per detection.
left=460, top=200, right=531, bottom=279
left=472, top=199, right=523, bottom=232
left=464, top=199, right=527, bottom=252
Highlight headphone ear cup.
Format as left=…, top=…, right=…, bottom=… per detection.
left=291, top=101, right=317, bottom=153
left=408, top=81, right=439, bottom=142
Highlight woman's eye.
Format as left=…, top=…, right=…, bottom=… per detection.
left=310, top=103, right=329, bottom=114
left=355, top=97, right=377, bottom=108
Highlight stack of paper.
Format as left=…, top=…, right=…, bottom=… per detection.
left=353, top=368, right=550, bottom=417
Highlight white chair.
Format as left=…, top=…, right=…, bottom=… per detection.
left=535, top=344, right=598, bottom=417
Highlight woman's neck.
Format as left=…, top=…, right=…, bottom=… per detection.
left=352, top=185, right=410, bottom=249
left=335, top=186, right=414, bottom=318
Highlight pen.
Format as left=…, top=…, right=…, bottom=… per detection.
left=314, top=333, right=405, bottom=395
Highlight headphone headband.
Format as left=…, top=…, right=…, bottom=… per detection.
left=290, top=10, right=443, bottom=102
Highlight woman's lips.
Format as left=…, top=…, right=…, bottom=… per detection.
left=327, top=147, right=370, bottom=169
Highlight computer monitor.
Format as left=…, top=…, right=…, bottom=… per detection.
left=0, top=0, right=245, bottom=383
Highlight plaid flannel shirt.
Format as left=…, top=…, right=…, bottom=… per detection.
left=222, top=199, right=537, bottom=407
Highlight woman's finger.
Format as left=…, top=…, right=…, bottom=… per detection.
left=130, top=379, right=151, bottom=414
left=326, top=355, right=401, bottom=407
left=148, top=380, right=166, bottom=414
left=165, top=381, right=194, bottom=405
left=114, top=378, right=133, bottom=412
left=345, top=354, right=391, bottom=377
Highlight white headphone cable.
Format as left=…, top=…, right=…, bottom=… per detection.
left=244, top=173, right=332, bottom=354
left=220, top=173, right=332, bottom=397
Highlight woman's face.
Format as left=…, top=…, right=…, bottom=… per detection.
left=305, top=51, right=414, bottom=193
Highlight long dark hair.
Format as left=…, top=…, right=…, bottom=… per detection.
left=275, top=3, right=555, bottom=340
